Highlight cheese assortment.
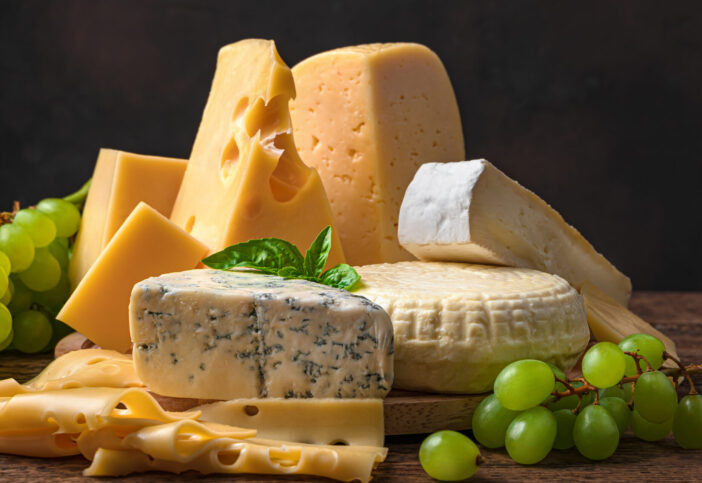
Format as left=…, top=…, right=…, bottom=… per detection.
left=58, top=203, right=209, bottom=352
left=130, top=269, right=394, bottom=400
left=354, top=262, right=590, bottom=393
left=169, top=39, right=345, bottom=268
left=68, top=149, right=187, bottom=288
left=399, top=159, right=633, bottom=305
left=0, top=36, right=664, bottom=481
left=291, top=43, right=465, bottom=265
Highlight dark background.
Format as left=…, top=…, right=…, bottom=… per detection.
left=1, top=0, right=701, bottom=290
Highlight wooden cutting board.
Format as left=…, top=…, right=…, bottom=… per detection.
left=54, top=332, right=487, bottom=435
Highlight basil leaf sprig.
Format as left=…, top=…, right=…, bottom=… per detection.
left=202, top=226, right=360, bottom=290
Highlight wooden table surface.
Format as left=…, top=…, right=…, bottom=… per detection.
left=0, top=291, right=699, bottom=482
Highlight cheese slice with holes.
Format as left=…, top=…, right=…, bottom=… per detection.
left=169, top=39, right=344, bottom=268
left=291, top=43, right=465, bottom=265
left=0, top=349, right=143, bottom=397
left=69, top=149, right=187, bottom=288
left=354, top=262, right=590, bottom=394
left=399, top=159, right=632, bottom=305
left=58, top=203, right=209, bottom=352
left=197, top=398, right=384, bottom=447
left=81, top=419, right=387, bottom=482
left=581, top=281, right=678, bottom=361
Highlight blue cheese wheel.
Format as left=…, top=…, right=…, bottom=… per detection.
left=129, top=269, right=393, bottom=400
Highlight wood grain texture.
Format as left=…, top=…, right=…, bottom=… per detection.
left=0, top=291, right=699, bottom=481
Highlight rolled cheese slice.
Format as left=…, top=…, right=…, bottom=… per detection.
left=354, top=262, right=590, bottom=394
left=398, top=159, right=632, bottom=306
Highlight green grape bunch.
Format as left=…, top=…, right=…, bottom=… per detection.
left=0, top=180, right=89, bottom=354
left=419, top=333, right=702, bottom=480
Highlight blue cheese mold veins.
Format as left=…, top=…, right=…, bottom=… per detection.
left=129, top=269, right=394, bottom=400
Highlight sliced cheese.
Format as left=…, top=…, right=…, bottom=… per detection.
left=581, top=281, right=678, bottom=360
left=0, top=349, right=142, bottom=397
left=354, top=261, right=590, bottom=394
left=82, top=419, right=387, bottom=482
left=197, top=398, right=384, bottom=447
left=58, top=203, right=209, bottom=352
left=291, top=43, right=465, bottom=265
left=399, top=160, right=633, bottom=306
left=130, top=269, right=393, bottom=400
left=169, top=39, right=344, bottom=268
left=69, top=149, right=187, bottom=288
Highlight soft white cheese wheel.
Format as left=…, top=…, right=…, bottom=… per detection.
left=354, top=261, right=589, bottom=394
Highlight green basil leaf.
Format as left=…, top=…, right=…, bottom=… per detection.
left=277, top=266, right=303, bottom=278
left=304, top=225, right=332, bottom=278
left=319, top=264, right=361, bottom=290
left=202, top=238, right=304, bottom=272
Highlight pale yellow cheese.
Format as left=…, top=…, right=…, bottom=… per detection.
left=0, top=349, right=142, bottom=397
left=58, top=203, right=209, bottom=352
left=581, top=281, right=678, bottom=360
left=82, top=419, right=387, bottom=482
left=69, top=149, right=187, bottom=288
left=291, top=43, right=465, bottom=265
left=197, top=398, right=384, bottom=447
left=170, top=39, right=344, bottom=268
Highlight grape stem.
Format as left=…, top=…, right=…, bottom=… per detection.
left=664, top=351, right=698, bottom=395
left=0, top=201, right=20, bottom=226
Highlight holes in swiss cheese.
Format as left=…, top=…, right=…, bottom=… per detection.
left=232, top=97, right=249, bottom=121
left=245, top=96, right=288, bottom=140
left=269, top=133, right=307, bottom=202
left=243, top=404, right=259, bottom=416
left=219, top=135, right=240, bottom=180
left=184, top=216, right=196, bottom=234
left=217, top=449, right=241, bottom=466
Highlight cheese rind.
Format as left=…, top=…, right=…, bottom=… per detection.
left=58, top=203, right=209, bottom=352
left=399, top=160, right=632, bottom=305
left=354, top=262, right=589, bottom=394
left=197, top=398, right=384, bottom=447
left=69, top=149, right=187, bottom=288
left=169, top=39, right=344, bottom=268
left=291, top=43, right=465, bottom=266
left=130, top=269, right=394, bottom=400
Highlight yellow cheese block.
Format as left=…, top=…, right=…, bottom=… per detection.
left=197, top=398, right=384, bottom=447
left=58, top=203, right=208, bottom=352
left=581, top=282, right=678, bottom=360
left=290, top=43, right=465, bottom=265
left=69, top=149, right=187, bottom=288
left=169, top=39, right=344, bottom=267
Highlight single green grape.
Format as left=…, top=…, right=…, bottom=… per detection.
left=12, top=309, right=52, bottom=353
left=633, top=371, right=678, bottom=423
left=18, top=248, right=61, bottom=292
left=0, top=329, right=13, bottom=351
left=621, top=382, right=634, bottom=403
left=472, top=393, right=520, bottom=448
left=0, top=251, right=10, bottom=275
left=36, top=198, right=81, bottom=238
left=672, top=394, right=702, bottom=449
left=573, top=404, right=619, bottom=460
left=12, top=209, right=56, bottom=247
left=582, top=342, right=627, bottom=388
left=599, top=385, right=625, bottom=400
left=0, top=278, right=12, bottom=305
left=548, top=381, right=595, bottom=412
left=552, top=409, right=576, bottom=450
left=630, top=409, right=672, bottom=441
left=33, top=273, right=70, bottom=314
left=419, top=430, right=481, bottom=480
left=599, top=397, right=631, bottom=435
left=7, top=277, right=32, bottom=314
left=0, top=267, right=8, bottom=300
left=494, top=360, right=555, bottom=411
left=0, top=224, right=35, bottom=272
left=547, top=362, right=567, bottom=392
left=0, top=303, right=13, bottom=343
left=47, top=238, right=69, bottom=271
left=505, top=406, right=557, bottom=464
left=619, top=333, right=666, bottom=376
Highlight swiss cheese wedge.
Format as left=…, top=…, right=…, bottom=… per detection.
left=169, top=39, right=344, bottom=268
left=69, top=149, right=187, bottom=288
left=291, top=43, right=465, bottom=265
